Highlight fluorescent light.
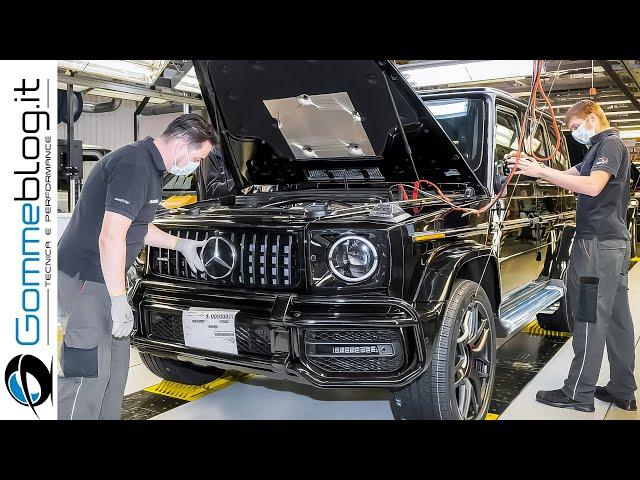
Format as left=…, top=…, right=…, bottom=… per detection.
left=611, top=119, right=640, bottom=123
left=619, top=130, right=640, bottom=139
left=425, top=100, right=468, bottom=118
left=58, top=60, right=168, bottom=85
left=174, top=67, right=201, bottom=94
left=403, top=60, right=535, bottom=88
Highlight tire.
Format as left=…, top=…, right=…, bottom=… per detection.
left=537, top=266, right=574, bottom=333
left=390, top=279, right=497, bottom=420
left=139, top=352, right=226, bottom=385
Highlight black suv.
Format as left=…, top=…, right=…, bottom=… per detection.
left=128, top=62, right=575, bottom=420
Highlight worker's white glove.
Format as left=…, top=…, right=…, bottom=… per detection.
left=175, top=238, right=207, bottom=273
left=110, top=294, right=134, bottom=338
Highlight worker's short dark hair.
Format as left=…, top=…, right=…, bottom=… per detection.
left=160, top=113, right=218, bottom=147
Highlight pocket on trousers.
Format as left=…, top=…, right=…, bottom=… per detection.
left=60, top=339, right=98, bottom=378
left=577, top=276, right=599, bottom=323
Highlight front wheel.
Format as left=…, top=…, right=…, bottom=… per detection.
left=390, top=279, right=496, bottom=420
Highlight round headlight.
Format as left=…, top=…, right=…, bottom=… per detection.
left=328, top=235, right=379, bottom=283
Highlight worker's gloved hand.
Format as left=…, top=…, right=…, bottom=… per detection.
left=175, top=238, right=207, bottom=273
left=110, top=294, right=134, bottom=338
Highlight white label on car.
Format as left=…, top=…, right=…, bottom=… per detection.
left=182, top=308, right=239, bottom=355
left=443, top=169, right=460, bottom=177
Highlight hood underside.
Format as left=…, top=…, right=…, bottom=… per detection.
left=194, top=60, right=484, bottom=192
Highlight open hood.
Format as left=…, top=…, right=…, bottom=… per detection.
left=194, top=60, right=484, bottom=192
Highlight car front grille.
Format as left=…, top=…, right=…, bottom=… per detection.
left=148, top=228, right=301, bottom=289
left=145, top=309, right=272, bottom=357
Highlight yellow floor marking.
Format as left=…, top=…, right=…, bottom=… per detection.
left=522, top=319, right=571, bottom=338
left=485, top=413, right=499, bottom=420
left=145, top=372, right=254, bottom=401
left=632, top=257, right=640, bottom=263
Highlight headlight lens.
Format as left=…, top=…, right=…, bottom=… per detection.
left=328, top=235, right=379, bottom=283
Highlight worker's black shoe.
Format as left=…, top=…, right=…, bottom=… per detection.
left=535, top=389, right=595, bottom=412
left=594, top=386, right=637, bottom=411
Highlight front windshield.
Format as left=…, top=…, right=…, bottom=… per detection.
left=424, top=98, right=484, bottom=171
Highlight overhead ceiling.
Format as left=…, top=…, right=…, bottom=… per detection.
left=57, top=59, right=640, bottom=140
left=396, top=60, right=640, bottom=140
left=58, top=60, right=204, bottom=107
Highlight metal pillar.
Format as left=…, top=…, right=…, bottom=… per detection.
left=67, top=81, right=76, bottom=212
left=134, top=96, right=151, bottom=141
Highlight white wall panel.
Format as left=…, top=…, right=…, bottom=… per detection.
left=58, top=93, right=202, bottom=151
left=58, top=94, right=136, bottom=150
left=138, top=112, right=182, bottom=140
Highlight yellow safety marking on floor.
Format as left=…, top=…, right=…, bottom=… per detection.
left=485, top=413, right=499, bottom=420
left=522, top=319, right=571, bottom=338
left=632, top=257, right=640, bottom=263
left=145, top=372, right=254, bottom=401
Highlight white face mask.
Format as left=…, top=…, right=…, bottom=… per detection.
left=571, top=121, right=596, bottom=146
left=169, top=144, right=199, bottom=176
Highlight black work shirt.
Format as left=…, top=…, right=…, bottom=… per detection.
left=58, top=137, right=165, bottom=283
left=573, top=128, right=630, bottom=241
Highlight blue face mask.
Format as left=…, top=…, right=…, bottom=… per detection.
left=571, top=121, right=596, bottom=146
left=170, top=144, right=199, bottom=176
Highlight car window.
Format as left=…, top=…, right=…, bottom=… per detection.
left=495, top=108, right=521, bottom=167
left=544, top=120, right=569, bottom=170
left=523, top=119, right=547, bottom=158
left=424, top=98, right=484, bottom=171
left=163, top=172, right=195, bottom=193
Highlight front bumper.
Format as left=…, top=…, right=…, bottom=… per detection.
left=130, top=279, right=441, bottom=388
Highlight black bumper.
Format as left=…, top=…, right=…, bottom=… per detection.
left=130, top=279, right=441, bottom=388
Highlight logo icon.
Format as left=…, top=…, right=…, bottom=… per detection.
left=200, top=236, right=237, bottom=279
left=4, top=354, right=52, bottom=418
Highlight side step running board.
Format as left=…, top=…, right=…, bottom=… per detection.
left=497, top=284, right=564, bottom=339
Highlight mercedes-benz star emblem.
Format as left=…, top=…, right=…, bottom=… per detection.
left=200, top=236, right=237, bottom=279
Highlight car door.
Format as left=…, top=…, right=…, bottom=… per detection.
left=535, top=120, right=573, bottom=279
left=493, top=104, right=539, bottom=294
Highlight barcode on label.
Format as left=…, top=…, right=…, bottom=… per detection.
left=214, top=332, right=235, bottom=336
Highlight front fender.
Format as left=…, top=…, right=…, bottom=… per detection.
left=411, top=240, right=500, bottom=307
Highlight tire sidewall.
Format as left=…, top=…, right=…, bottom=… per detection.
left=442, top=280, right=497, bottom=420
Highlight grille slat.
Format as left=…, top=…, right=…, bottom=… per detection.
left=251, top=233, right=258, bottom=286
left=275, top=234, right=281, bottom=286
left=175, top=230, right=181, bottom=277
left=150, top=229, right=299, bottom=289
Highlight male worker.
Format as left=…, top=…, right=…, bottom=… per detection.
left=57, top=114, right=216, bottom=420
left=507, top=99, right=636, bottom=412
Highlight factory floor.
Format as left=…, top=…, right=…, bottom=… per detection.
left=117, top=262, right=640, bottom=421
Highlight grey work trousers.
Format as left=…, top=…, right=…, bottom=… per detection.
left=562, top=238, right=636, bottom=403
left=57, top=270, right=130, bottom=420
